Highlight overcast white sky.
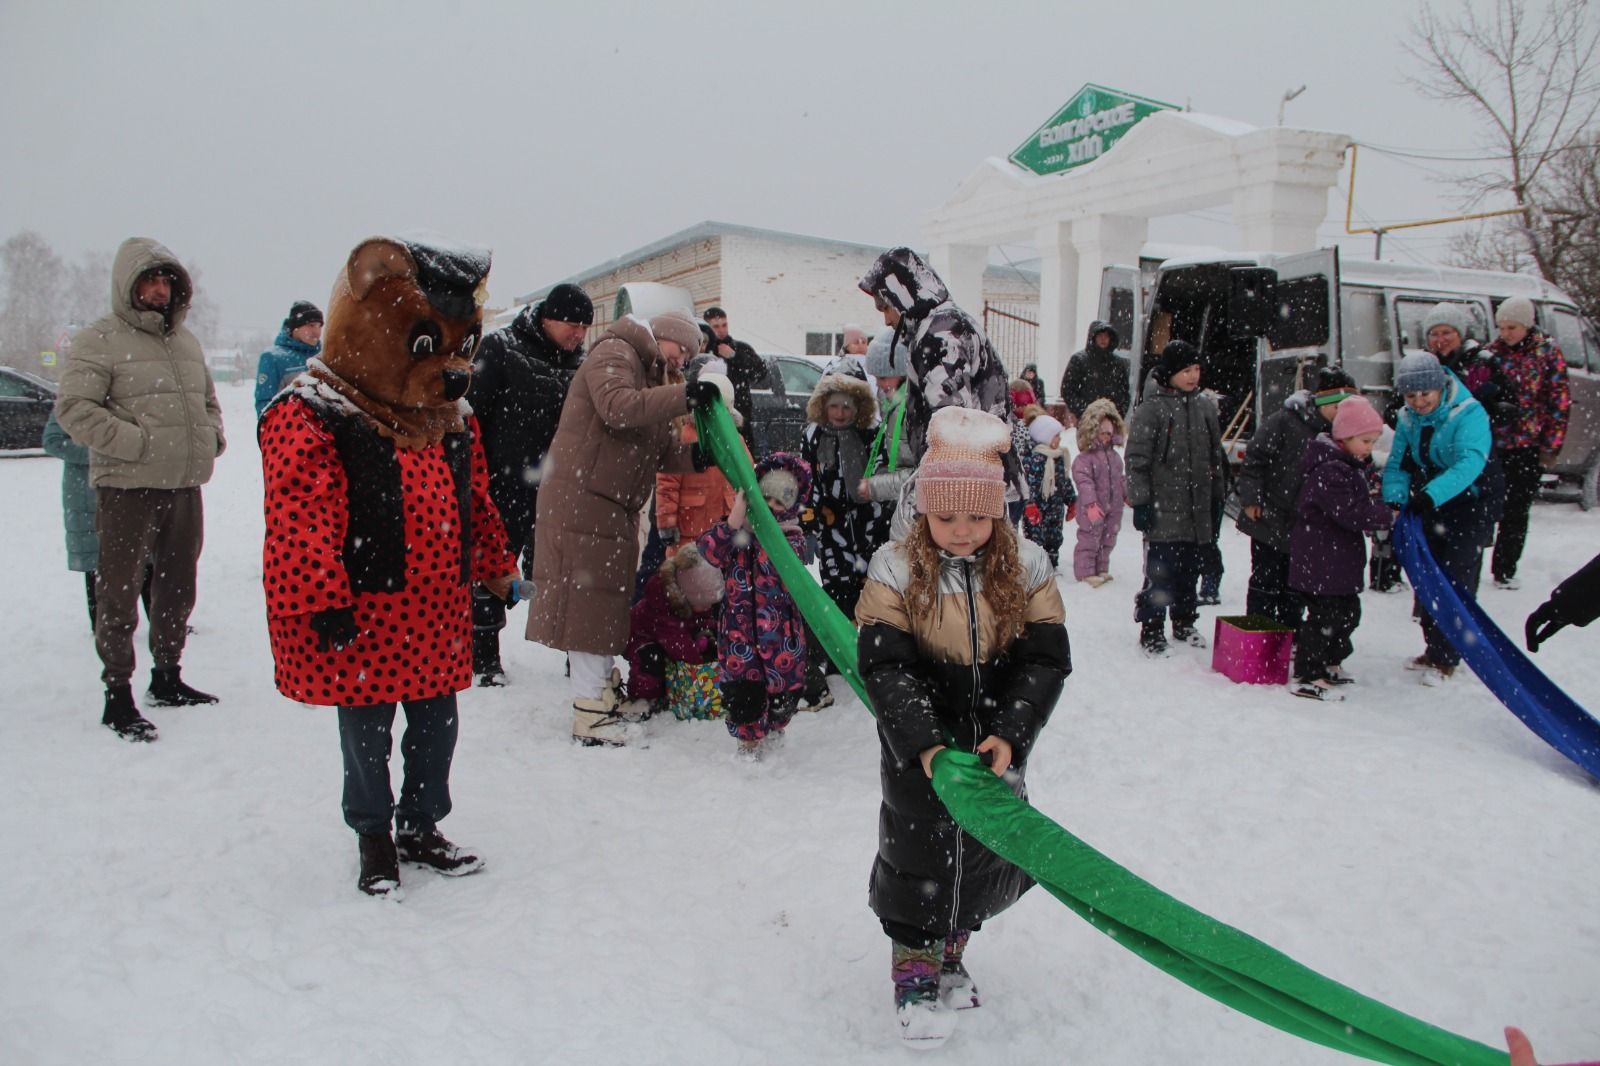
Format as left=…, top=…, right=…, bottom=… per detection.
left=1, top=0, right=1500, bottom=338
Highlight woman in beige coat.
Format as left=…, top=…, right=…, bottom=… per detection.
left=527, top=309, right=710, bottom=746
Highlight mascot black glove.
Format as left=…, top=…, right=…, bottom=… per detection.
left=1132, top=503, right=1154, bottom=532
left=1408, top=488, right=1435, bottom=515
left=686, top=379, right=722, bottom=411
left=310, top=607, right=360, bottom=652
left=1524, top=599, right=1570, bottom=653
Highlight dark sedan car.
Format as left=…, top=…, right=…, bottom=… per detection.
left=0, top=366, right=57, bottom=450
left=747, top=354, right=828, bottom=457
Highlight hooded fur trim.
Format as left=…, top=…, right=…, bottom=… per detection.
left=1075, top=396, right=1126, bottom=451
left=753, top=452, right=813, bottom=521
left=805, top=372, right=877, bottom=428
left=660, top=544, right=718, bottom=618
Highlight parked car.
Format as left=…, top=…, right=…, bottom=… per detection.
left=0, top=366, right=56, bottom=450
left=748, top=354, right=827, bottom=456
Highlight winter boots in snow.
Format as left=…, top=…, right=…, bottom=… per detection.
left=102, top=683, right=157, bottom=743
left=1171, top=620, right=1207, bottom=648
left=1139, top=619, right=1170, bottom=658
left=357, top=831, right=402, bottom=898
left=892, top=941, right=957, bottom=1049
left=572, top=668, right=642, bottom=747
left=146, top=666, right=218, bottom=707
left=472, top=630, right=506, bottom=687
left=1197, top=574, right=1222, bottom=606
left=396, top=825, right=483, bottom=877
left=939, top=929, right=981, bottom=1011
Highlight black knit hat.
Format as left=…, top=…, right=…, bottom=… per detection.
left=284, top=300, right=323, bottom=332
left=540, top=283, right=594, bottom=325
left=1311, top=366, right=1359, bottom=406
left=1157, top=339, right=1202, bottom=385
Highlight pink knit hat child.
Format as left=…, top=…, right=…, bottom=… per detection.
left=1331, top=396, right=1383, bottom=441
left=915, top=407, right=1012, bottom=518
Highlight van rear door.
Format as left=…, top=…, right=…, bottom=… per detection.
left=1259, top=248, right=1341, bottom=418
left=1098, top=265, right=1141, bottom=356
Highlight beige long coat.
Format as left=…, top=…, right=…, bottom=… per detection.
left=527, top=315, right=694, bottom=654
left=55, top=238, right=225, bottom=489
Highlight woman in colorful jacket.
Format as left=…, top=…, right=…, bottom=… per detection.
left=1482, top=296, right=1570, bottom=590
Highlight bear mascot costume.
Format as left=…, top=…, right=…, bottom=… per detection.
left=259, top=235, right=519, bottom=898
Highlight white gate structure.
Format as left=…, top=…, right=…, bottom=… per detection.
left=922, top=108, right=1351, bottom=387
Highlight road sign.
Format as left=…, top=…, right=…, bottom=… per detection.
left=1010, top=84, right=1177, bottom=177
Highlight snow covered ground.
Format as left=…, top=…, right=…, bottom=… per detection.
left=2, top=381, right=1596, bottom=1065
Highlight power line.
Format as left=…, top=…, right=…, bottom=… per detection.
left=1356, top=140, right=1600, bottom=163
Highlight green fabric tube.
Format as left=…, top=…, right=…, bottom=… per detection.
left=930, top=749, right=1507, bottom=1066
left=695, top=400, right=1506, bottom=1066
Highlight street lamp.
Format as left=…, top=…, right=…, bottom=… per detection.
left=1278, top=85, right=1307, bottom=126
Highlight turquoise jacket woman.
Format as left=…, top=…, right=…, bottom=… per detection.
left=1382, top=374, right=1491, bottom=512
left=42, top=410, right=98, bottom=572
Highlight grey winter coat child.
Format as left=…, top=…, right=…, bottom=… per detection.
left=1124, top=376, right=1227, bottom=544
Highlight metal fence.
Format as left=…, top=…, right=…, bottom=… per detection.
left=982, top=302, right=1039, bottom=378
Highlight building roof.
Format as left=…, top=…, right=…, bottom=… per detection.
left=515, top=220, right=1036, bottom=304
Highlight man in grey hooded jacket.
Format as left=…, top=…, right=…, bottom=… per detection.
left=55, top=237, right=226, bottom=742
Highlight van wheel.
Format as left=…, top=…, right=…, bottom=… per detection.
left=1582, top=453, right=1599, bottom=512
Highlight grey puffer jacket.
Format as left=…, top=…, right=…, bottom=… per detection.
left=1124, top=377, right=1226, bottom=543
left=1233, top=391, right=1327, bottom=553
left=55, top=237, right=225, bottom=490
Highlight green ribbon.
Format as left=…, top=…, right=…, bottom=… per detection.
left=693, top=397, right=1507, bottom=1066
left=863, top=383, right=907, bottom=479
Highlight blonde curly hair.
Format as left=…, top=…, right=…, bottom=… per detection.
left=902, top=514, right=1028, bottom=649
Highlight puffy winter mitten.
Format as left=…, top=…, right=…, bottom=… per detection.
left=658, top=526, right=680, bottom=545
left=1086, top=502, right=1104, bottom=523
left=686, top=379, right=722, bottom=411
left=1065, top=501, right=1077, bottom=522
left=1408, top=488, right=1435, bottom=515
left=1132, top=504, right=1154, bottom=532
left=310, top=607, right=360, bottom=652
left=1024, top=502, right=1042, bottom=525
left=819, top=505, right=836, bottom=527
left=1524, top=599, right=1570, bottom=653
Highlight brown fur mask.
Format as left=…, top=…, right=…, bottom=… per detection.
left=311, top=236, right=489, bottom=449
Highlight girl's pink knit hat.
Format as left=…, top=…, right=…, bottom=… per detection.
left=916, top=407, right=1011, bottom=518
left=1331, top=396, right=1383, bottom=440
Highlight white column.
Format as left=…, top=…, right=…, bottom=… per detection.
left=927, top=243, right=988, bottom=319
left=1231, top=181, right=1328, bottom=253
left=1070, top=214, right=1148, bottom=345
left=1034, top=221, right=1077, bottom=399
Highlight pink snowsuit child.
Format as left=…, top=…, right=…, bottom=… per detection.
left=1071, top=398, right=1126, bottom=583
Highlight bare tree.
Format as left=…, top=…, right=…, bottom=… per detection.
left=0, top=230, right=66, bottom=369
left=63, top=249, right=113, bottom=332
left=1406, top=0, right=1600, bottom=285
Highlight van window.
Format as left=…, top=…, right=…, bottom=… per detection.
left=1340, top=288, right=1392, bottom=389
left=1394, top=297, right=1485, bottom=351
left=1106, top=287, right=1135, bottom=352
left=1266, top=276, right=1330, bottom=350
left=1547, top=306, right=1588, bottom=372
left=1583, top=317, right=1600, bottom=373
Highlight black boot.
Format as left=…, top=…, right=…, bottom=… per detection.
left=472, top=630, right=505, bottom=687
left=396, top=825, right=484, bottom=876
left=147, top=666, right=218, bottom=707
left=357, top=832, right=402, bottom=897
left=102, top=683, right=157, bottom=742
left=1197, top=575, right=1221, bottom=606
left=1139, top=619, right=1170, bottom=658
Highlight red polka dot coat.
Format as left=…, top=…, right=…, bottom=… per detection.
left=260, top=393, right=516, bottom=706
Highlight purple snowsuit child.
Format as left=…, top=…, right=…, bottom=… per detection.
left=1071, top=398, right=1126, bottom=582
left=696, top=452, right=812, bottom=750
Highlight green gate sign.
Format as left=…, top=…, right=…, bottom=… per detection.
left=1010, top=84, right=1177, bottom=176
